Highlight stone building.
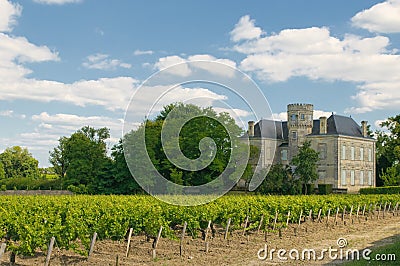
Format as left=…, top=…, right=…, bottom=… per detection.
left=247, top=103, right=376, bottom=192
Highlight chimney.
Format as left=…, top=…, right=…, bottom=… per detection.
left=319, top=117, right=327, bottom=134
left=361, top=121, right=368, bottom=137
left=248, top=121, right=255, bottom=137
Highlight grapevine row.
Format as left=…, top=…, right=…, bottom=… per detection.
left=0, top=194, right=399, bottom=256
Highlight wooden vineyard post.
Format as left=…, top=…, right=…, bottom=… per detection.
left=377, top=204, right=381, bottom=219
left=204, top=221, right=211, bottom=253
left=286, top=211, right=291, bottom=227
left=393, top=202, right=399, bottom=216
left=356, top=205, right=360, bottom=223
left=273, top=211, right=278, bottom=231
left=317, top=209, right=322, bottom=223
left=180, top=222, right=187, bottom=257
left=342, top=206, right=346, bottom=225
left=224, top=218, right=231, bottom=240
left=297, top=210, right=303, bottom=229
left=152, top=226, right=163, bottom=259
left=44, top=237, right=55, bottom=266
left=126, top=228, right=133, bottom=258
left=242, top=216, right=249, bottom=236
left=257, top=215, right=264, bottom=235
left=362, top=204, right=366, bottom=217
left=334, top=207, right=339, bottom=225
left=0, top=243, right=6, bottom=261
left=387, top=202, right=392, bottom=215
left=326, top=208, right=331, bottom=227
left=349, top=206, right=353, bottom=224
left=88, top=232, right=97, bottom=259
left=308, top=209, right=313, bottom=222
left=115, top=255, right=119, bottom=266
left=383, top=202, right=387, bottom=219
left=205, top=220, right=212, bottom=240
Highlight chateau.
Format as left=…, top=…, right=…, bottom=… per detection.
left=247, top=103, right=376, bottom=192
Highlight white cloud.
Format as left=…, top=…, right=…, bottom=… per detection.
left=272, top=110, right=333, bottom=121
left=153, top=54, right=237, bottom=77
left=33, top=0, right=82, bottom=5
left=230, top=15, right=263, bottom=42
left=0, top=110, right=13, bottom=117
left=213, top=107, right=251, bottom=126
left=82, top=53, right=131, bottom=70
left=374, top=119, right=388, bottom=128
left=351, top=0, right=400, bottom=33
left=230, top=16, right=400, bottom=114
left=0, top=0, right=22, bottom=33
left=0, top=110, right=25, bottom=119
left=154, top=55, right=191, bottom=76
left=134, top=49, right=154, bottom=56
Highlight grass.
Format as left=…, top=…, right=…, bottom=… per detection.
left=343, top=237, right=399, bottom=265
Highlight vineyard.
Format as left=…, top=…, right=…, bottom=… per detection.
left=0, top=194, right=400, bottom=265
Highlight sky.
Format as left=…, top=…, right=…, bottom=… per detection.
left=1, top=0, right=400, bottom=167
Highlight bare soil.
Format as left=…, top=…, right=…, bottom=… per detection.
left=1, top=213, right=399, bottom=266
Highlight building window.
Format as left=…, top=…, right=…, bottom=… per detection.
left=342, top=145, right=346, bottom=160
left=300, top=114, right=305, bottom=120
left=350, top=170, right=355, bottom=186
left=292, top=131, right=297, bottom=139
left=360, top=171, right=364, bottom=186
left=318, top=170, right=326, bottom=180
left=368, top=148, right=372, bottom=162
left=368, top=171, right=373, bottom=186
left=360, top=148, right=364, bottom=161
left=351, top=146, right=355, bottom=160
left=281, top=150, right=288, bottom=161
left=341, top=170, right=346, bottom=186
left=291, top=114, right=297, bottom=121
left=318, top=143, right=327, bottom=160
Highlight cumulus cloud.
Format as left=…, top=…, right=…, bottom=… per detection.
left=82, top=53, right=132, bottom=70
left=272, top=110, right=333, bottom=121
left=351, top=0, right=400, bottom=33
left=230, top=16, right=400, bottom=114
left=230, top=15, right=263, bottom=42
left=153, top=54, right=237, bottom=77
left=0, top=0, right=22, bottom=32
left=33, top=0, right=82, bottom=5
left=133, top=49, right=154, bottom=56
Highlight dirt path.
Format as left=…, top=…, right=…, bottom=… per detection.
left=1, top=214, right=399, bottom=265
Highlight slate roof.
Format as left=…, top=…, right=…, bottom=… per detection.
left=252, top=114, right=368, bottom=139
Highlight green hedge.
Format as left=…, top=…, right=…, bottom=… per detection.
left=0, top=177, right=62, bottom=190
left=318, top=184, right=333, bottom=195
left=359, top=186, right=400, bottom=194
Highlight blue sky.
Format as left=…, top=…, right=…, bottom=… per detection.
left=1, top=0, right=400, bottom=167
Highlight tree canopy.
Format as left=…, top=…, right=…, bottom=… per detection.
left=123, top=103, right=245, bottom=191
left=375, top=115, right=400, bottom=186
left=292, top=141, right=319, bottom=194
left=0, top=146, right=39, bottom=179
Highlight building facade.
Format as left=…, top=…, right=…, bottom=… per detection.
left=248, top=103, right=376, bottom=192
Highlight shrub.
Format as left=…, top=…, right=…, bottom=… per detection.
left=0, top=177, right=62, bottom=190
left=318, top=184, right=333, bottom=195
left=359, top=186, right=400, bottom=194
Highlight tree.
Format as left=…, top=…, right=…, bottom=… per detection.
left=256, top=164, right=301, bottom=195
left=291, top=141, right=319, bottom=195
left=49, top=137, right=68, bottom=179
left=50, top=127, right=111, bottom=193
left=0, top=146, right=39, bottom=179
left=0, top=162, right=5, bottom=179
left=123, top=103, right=244, bottom=189
left=375, top=115, right=400, bottom=186
left=96, top=139, right=142, bottom=194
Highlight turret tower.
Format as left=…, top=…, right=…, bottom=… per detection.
left=287, top=103, right=314, bottom=159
